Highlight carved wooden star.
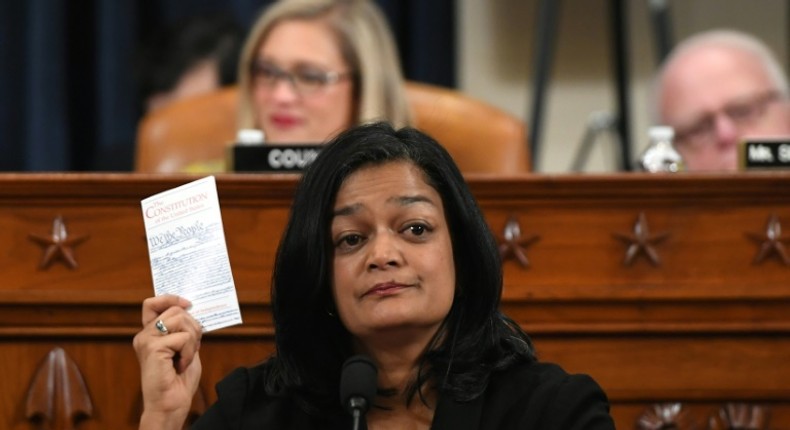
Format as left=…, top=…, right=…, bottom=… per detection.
left=29, top=216, right=89, bottom=269
left=613, top=212, right=670, bottom=266
left=498, top=216, right=539, bottom=268
left=747, top=214, right=790, bottom=265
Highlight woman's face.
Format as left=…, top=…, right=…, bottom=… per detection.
left=330, top=161, right=456, bottom=347
left=252, top=19, right=355, bottom=143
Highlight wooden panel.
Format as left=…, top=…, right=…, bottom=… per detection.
left=1, top=172, right=790, bottom=429
left=0, top=339, right=274, bottom=430
left=535, top=336, right=790, bottom=399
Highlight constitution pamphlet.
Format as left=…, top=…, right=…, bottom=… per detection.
left=141, top=176, right=242, bottom=332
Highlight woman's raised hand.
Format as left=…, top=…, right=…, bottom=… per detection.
left=133, top=295, right=203, bottom=430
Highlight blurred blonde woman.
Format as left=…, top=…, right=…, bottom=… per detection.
left=237, top=0, right=412, bottom=144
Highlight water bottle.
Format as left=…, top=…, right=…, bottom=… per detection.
left=236, top=129, right=265, bottom=146
left=638, top=126, right=685, bottom=173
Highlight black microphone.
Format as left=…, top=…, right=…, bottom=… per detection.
left=340, top=355, right=377, bottom=430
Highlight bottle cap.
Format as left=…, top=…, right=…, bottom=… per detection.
left=236, top=129, right=265, bottom=145
left=648, top=126, right=674, bottom=142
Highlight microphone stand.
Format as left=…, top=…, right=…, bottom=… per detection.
left=352, top=410, right=361, bottom=430
left=349, top=397, right=367, bottom=430
left=569, top=111, right=617, bottom=172
left=527, top=0, right=561, bottom=171
left=648, top=0, right=673, bottom=64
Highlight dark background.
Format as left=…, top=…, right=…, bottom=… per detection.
left=0, top=0, right=455, bottom=171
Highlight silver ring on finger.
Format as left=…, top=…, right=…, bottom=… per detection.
left=155, top=319, right=169, bottom=335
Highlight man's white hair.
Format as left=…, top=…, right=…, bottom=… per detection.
left=651, top=29, right=788, bottom=122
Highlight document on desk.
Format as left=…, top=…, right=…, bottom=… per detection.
left=141, top=176, right=242, bottom=332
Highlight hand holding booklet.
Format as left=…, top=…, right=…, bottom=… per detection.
left=140, top=176, right=242, bottom=332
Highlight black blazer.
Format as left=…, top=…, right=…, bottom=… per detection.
left=192, top=361, right=615, bottom=430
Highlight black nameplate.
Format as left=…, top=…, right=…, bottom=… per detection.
left=230, top=144, right=323, bottom=173
left=739, top=139, right=790, bottom=170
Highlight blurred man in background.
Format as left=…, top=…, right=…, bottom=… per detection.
left=654, top=29, right=790, bottom=171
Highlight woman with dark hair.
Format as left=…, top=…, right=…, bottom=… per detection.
left=134, top=122, right=614, bottom=429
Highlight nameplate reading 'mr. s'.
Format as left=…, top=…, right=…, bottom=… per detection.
left=739, top=139, right=790, bottom=170
left=231, top=144, right=323, bottom=173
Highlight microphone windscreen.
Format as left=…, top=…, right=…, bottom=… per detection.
left=339, top=355, right=378, bottom=413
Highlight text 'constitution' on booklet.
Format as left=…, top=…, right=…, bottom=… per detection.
left=140, top=176, right=242, bottom=332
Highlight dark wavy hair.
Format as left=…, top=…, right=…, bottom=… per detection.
left=264, top=122, right=535, bottom=415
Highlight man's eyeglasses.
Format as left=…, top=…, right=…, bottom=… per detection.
left=674, top=91, right=783, bottom=146
left=251, top=61, right=352, bottom=95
